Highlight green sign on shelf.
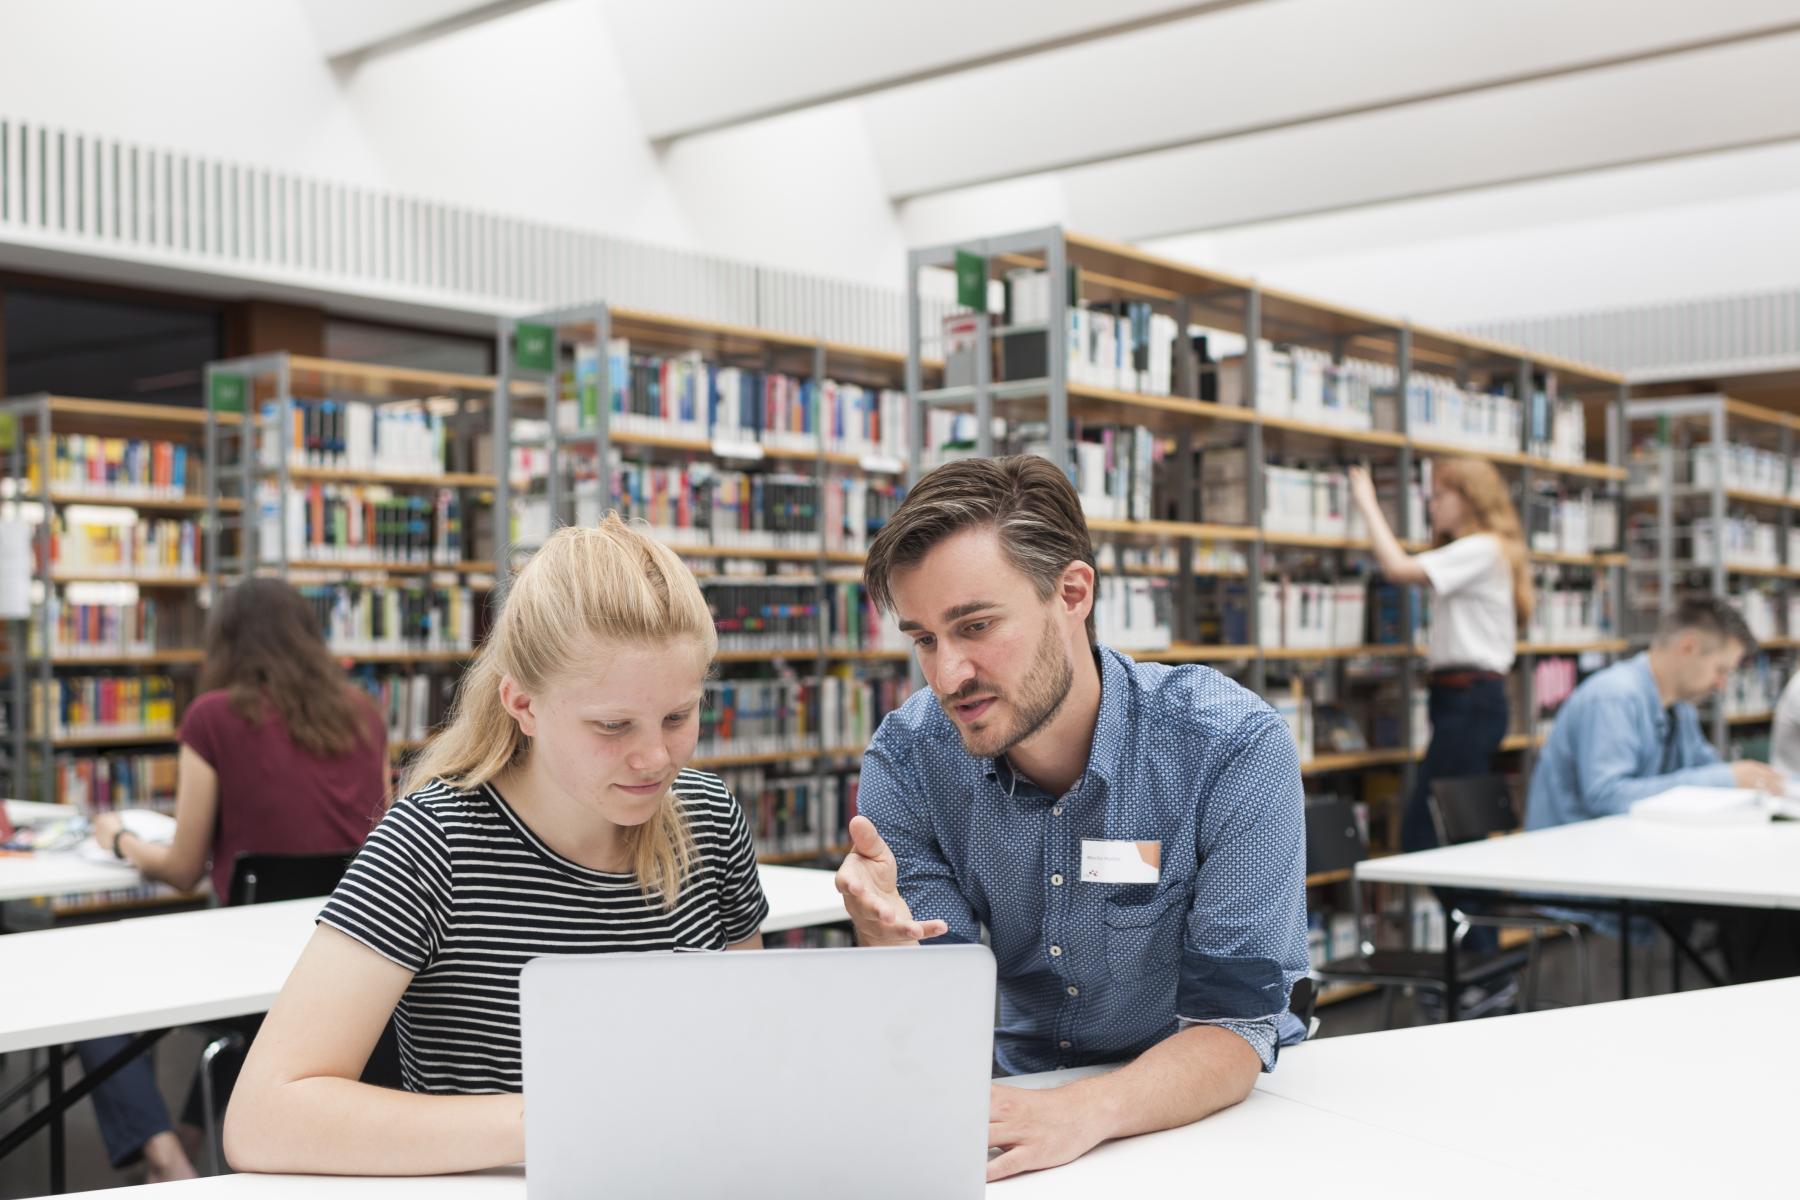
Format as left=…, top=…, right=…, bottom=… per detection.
left=209, top=373, right=246, bottom=414
left=0, top=412, right=15, bottom=452
left=515, top=323, right=555, bottom=373
left=955, top=249, right=986, bottom=312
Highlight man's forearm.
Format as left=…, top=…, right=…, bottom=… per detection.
left=1062, top=1024, right=1261, bottom=1140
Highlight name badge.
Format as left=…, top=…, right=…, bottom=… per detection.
left=1080, top=839, right=1161, bottom=884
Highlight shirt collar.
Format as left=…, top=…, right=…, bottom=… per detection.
left=985, top=644, right=1134, bottom=791
left=1630, top=652, right=1674, bottom=733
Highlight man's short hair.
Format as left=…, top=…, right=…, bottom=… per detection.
left=863, top=455, right=1097, bottom=644
left=1653, top=596, right=1758, bottom=656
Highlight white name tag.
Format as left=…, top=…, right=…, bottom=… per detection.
left=1079, top=839, right=1162, bottom=884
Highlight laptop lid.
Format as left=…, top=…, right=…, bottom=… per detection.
left=521, top=944, right=995, bottom=1200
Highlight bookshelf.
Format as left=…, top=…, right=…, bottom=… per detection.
left=202, top=353, right=511, bottom=766
left=1624, top=393, right=1800, bottom=752
left=904, top=226, right=1628, bottom=815
left=1, top=395, right=239, bottom=814
left=494, top=303, right=921, bottom=863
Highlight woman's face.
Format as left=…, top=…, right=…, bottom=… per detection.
left=1429, top=483, right=1470, bottom=538
left=503, top=639, right=709, bottom=829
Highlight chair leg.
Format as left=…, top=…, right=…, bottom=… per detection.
left=1567, top=925, right=1590, bottom=1007
left=1381, top=986, right=1398, bottom=1030
left=197, top=1032, right=246, bottom=1176
left=1522, top=931, right=1542, bottom=1013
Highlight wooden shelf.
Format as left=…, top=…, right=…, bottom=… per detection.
left=20, top=397, right=241, bottom=430
left=1408, top=439, right=1626, bottom=482
left=1087, top=518, right=1259, bottom=542
left=712, top=648, right=910, bottom=664
left=49, top=572, right=204, bottom=587
left=284, top=559, right=491, bottom=575
left=1255, top=413, right=1406, bottom=449
left=1499, top=732, right=1548, bottom=752
left=1727, top=711, right=1774, bottom=726
left=690, top=745, right=862, bottom=770
left=659, top=544, right=866, bottom=564
left=269, top=466, right=498, bottom=489
left=1722, top=487, right=1800, bottom=512
left=49, top=889, right=209, bottom=919
left=1514, top=640, right=1629, bottom=656
left=1301, top=748, right=1419, bottom=775
left=388, top=738, right=433, bottom=754
left=284, top=355, right=538, bottom=398
left=1305, top=867, right=1354, bottom=887
left=1260, top=530, right=1432, bottom=553
left=49, top=492, right=243, bottom=513
left=49, top=731, right=178, bottom=749
left=1264, top=644, right=1417, bottom=661
left=1530, top=550, right=1627, bottom=567
left=333, top=649, right=473, bottom=664
left=50, top=650, right=205, bottom=667
left=1128, top=643, right=1260, bottom=663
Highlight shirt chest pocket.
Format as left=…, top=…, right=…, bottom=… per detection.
left=1103, top=890, right=1185, bottom=976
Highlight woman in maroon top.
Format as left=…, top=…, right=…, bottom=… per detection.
left=84, top=578, right=385, bottom=1182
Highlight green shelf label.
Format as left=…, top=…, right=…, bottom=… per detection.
left=209, top=373, right=246, bottom=414
left=955, top=249, right=986, bottom=312
left=515, top=323, right=555, bottom=373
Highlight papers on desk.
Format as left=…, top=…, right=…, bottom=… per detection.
left=75, top=808, right=177, bottom=864
left=1631, top=787, right=1777, bottom=826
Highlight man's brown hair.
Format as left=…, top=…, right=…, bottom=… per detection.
left=863, top=455, right=1097, bottom=644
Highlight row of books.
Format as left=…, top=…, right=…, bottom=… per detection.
left=593, top=461, right=898, bottom=555
left=1689, top=441, right=1800, bottom=499
left=49, top=515, right=199, bottom=576
left=1094, top=542, right=1250, bottom=575
left=50, top=751, right=178, bottom=812
left=1738, top=588, right=1800, bottom=644
left=708, top=580, right=833, bottom=654
left=1523, top=487, right=1620, bottom=557
left=1212, top=580, right=1417, bottom=648
left=259, top=398, right=452, bottom=476
left=1216, top=343, right=1380, bottom=432
left=1400, top=374, right=1585, bottom=464
left=695, top=671, right=912, bottom=760
left=715, top=766, right=860, bottom=859
left=29, top=435, right=194, bottom=498
left=256, top=484, right=470, bottom=565
left=572, top=343, right=909, bottom=461
left=822, top=581, right=909, bottom=654
left=1270, top=686, right=1430, bottom=766
left=31, top=597, right=195, bottom=658
left=997, top=273, right=1182, bottom=397
left=1095, top=576, right=1172, bottom=651
left=30, top=674, right=178, bottom=739
left=1688, top=516, right=1800, bottom=570
left=1200, top=450, right=1421, bottom=540
left=1726, top=655, right=1784, bottom=718
left=299, top=584, right=478, bottom=654
left=1021, top=422, right=1162, bottom=523
left=1527, top=587, right=1614, bottom=646
left=349, top=668, right=455, bottom=744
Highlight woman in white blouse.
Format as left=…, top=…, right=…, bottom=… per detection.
left=1349, top=457, right=1534, bottom=851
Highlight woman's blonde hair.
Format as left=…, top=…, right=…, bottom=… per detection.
left=1433, top=457, right=1536, bottom=624
left=402, top=516, right=717, bottom=908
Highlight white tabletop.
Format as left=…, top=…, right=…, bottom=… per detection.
left=1356, top=813, right=1800, bottom=908
left=1260, top=976, right=1800, bottom=1193
left=0, top=850, right=143, bottom=904
left=0, top=866, right=846, bottom=1053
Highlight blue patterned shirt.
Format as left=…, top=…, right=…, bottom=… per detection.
left=858, top=644, right=1309, bottom=1076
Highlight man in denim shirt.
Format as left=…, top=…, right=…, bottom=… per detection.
left=836, top=456, right=1307, bottom=1182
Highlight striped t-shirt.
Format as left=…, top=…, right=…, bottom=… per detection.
left=317, top=769, right=770, bottom=1094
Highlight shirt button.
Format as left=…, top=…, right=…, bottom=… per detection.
left=1050, top=873, right=1064, bottom=886
left=1066, top=985, right=1079, bottom=997
left=1052, top=806, right=1063, bottom=816
left=1049, top=945, right=1062, bottom=957
left=1060, top=1040, right=1071, bottom=1050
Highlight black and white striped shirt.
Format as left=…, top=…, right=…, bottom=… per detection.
left=317, top=769, right=769, bottom=1094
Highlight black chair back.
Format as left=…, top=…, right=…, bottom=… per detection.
left=227, top=850, right=357, bottom=907
left=1428, top=775, right=1518, bottom=847
left=1304, top=797, right=1366, bottom=877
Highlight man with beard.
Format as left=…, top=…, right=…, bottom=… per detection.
left=836, top=455, right=1307, bottom=1182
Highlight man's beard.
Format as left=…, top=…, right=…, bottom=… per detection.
left=944, top=621, right=1075, bottom=759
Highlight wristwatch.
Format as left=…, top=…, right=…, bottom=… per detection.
left=111, top=827, right=130, bottom=860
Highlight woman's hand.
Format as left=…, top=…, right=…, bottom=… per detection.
left=1347, top=465, right=1380, bottom=513
left=91, top=811, right=125, bottom=858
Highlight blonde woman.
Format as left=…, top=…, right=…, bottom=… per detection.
left=1349, top=458, right=1534, bottom=852
left=224, top=518, right=768, bottom=1176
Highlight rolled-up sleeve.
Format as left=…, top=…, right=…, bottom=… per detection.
left=1573, top=697, right=1734, bottom=818
left=1176, top=715, right=1309, bottom=1070
left=855, top=729, right=982, bottom=945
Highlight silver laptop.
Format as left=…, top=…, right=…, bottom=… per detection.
left=520, top=944, right=996, bottom=1199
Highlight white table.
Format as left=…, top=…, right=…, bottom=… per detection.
left=65, top=980, right=1800, bottom=1198
left=1356, top=813, right=1800, bottom=909
left=1, top=800, right=143, bottom=905
left=0, top=866, right=846, bottom=1190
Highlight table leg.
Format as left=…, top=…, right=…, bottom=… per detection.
left=1442, top=895, right=1459, bottom=1022
left=1619, top=900, right=1632, bottom=1000
left=47, top=1043, right=64, bottom=1195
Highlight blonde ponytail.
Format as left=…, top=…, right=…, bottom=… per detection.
left=402, top=516, right=717, bottom=908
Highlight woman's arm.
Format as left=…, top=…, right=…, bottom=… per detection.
left=1348, top=466, right=1428, bottom=585
left=94, top=744, right=218, bottom=891
left=224, top=924, right=526, bottom=1175
left=725, top=933, right=764, bottom=951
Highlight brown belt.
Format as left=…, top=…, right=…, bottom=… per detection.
left=1430, top=669, right=1505, bottom=688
